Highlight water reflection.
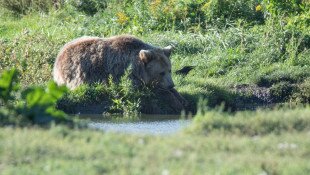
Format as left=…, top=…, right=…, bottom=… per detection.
left=80, top=114, right=192, bottom=135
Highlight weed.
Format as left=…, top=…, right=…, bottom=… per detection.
left=107, top=69, right=143, bottom=117
left=0, top=69, right=70, bottom=126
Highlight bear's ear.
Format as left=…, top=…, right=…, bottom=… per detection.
left=163, top=45, right=173, bottom=57
left=139, top=50, right=153, bottom=63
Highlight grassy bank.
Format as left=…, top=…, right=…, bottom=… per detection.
left=1, top=0, right=309, bottom=113
left=1, top=107, right=310, bottom=174
left=0, top=1, right=310, bottom=174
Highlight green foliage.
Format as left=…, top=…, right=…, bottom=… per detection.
left=190, top=106, right=310, bottom=135
left=70, top=0, right=107, bottom=16
left=269, top=81, right=295, bottom=102
left=108, top=68, right=149, bottom=117
left=286, top=10, right=310, bottom=35
left=61, top=83, right=108, bottom=105
left=92, top=0, right=264, bottom=33
left=0, top=0, right=309, bottom=114
left=0, top=0, right=58, bottom=15
left=0, top=30, right=69, bottom=85
left=17, top=81, right=68, bottom=124
left=264, top=0, right=308, bottom=16
left=0, top=69, right=69, bottom=126
left=56, top=83, right=110, bottom=114
left=57, top=70, right=153, bottom=116
left=255, top=67, right=310, bottom=87
left=202, top=0, right=265, bottom=26
left=292, top=78, right=310, bottom=103
left=0, top=68, right=19, bottom=104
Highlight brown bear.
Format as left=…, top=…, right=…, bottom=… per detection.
left=53, top=35, right=187, bottom=113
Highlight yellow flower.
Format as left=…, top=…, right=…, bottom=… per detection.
left=163, top=6, right=170, bottom=14
left=202, top=1, right=212, bottom=11
left=256, top=4, right=262, bottom=12
left=116, top=12, right=129, bottom=25
left=150, top=0, right=162, bottom=14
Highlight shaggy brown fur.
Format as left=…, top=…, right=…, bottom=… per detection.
left=53, top=35, right=174, bottom=89
left=53, top=35, right=187, bottom=112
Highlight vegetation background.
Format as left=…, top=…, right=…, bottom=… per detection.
left=0, top=0, right=310, bottom=174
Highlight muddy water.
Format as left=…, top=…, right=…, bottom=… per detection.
left=82, top=115, right=192, bottom=135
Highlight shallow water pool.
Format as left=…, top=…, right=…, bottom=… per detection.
left=81, top=115, right=192, bottom=135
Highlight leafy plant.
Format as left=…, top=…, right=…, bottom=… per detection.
left=0, top=69, right=70, bottom=126
left=17, top=81, right=69, bottom=124
left=0, top=68, right=19, bottom=105
left=70, top=0, right=107, bottom=16
left=263, top=0, right=308, bottom=16
left=108, top=68, right=147, bottom=117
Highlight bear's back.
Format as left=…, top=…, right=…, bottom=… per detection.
left=104, top=35, right=153, bottom=52
left=53, top=35, right=154, bottom=89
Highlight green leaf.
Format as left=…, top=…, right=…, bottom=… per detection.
left=46, top=81, right=68, bottom=100
left=0, top=68, right=19, bottom=102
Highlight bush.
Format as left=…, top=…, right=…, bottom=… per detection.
left=202, top=0, right=265, bottom=26
left=264, top=0, right=308, bottom=16
left=107, top=71, right=143, bottom=116
left=70, top=0, right=107, bottom=16
left=0, top=0, right=60, bottom=15
left=269, top=81, right=295, bottom=102
left=0, top=32, right=64, bottom=85
left=0, top=69, right=70, bottom=126
left=292, top=78, right=310, bottom=103
left=90, top=0, right=264, bottom=33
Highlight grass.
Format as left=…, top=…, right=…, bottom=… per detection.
left=188, top=105, right=310, bottom=135
left=0, top=1, right=310, bottom=174
left=0, top=6, right=309, bottom=112
left=1, top=107, right=310, bottom=174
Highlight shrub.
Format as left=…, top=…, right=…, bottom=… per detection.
left=292, top=78, right=310, bottom=103
left=264, top=0, right=308, bottom=16
left=0, top=32, right=63, bottom=85
left=107, top=69, right=151, bottom=117
left=91, top=0, right=265, bottom=33
left=151, top=0, right=265, bottom=29
left=202, top=0, right=265, bottom=26
left=0, top=69, right=70, bottom=126
left=269, top=81, right=295, bottom=102
left=0, top=0, right=60, bottom=15
left=70, top=0, right=107, bottom=16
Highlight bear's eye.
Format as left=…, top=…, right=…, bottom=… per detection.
left=160, top=72, right=165, bottom=76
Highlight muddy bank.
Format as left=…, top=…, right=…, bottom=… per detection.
left=57, top=83, right=294, bottom=115
left=232, top=84, right=274, bottom=110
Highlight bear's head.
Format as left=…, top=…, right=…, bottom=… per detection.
left=139, top=46, right=175, bottom=89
